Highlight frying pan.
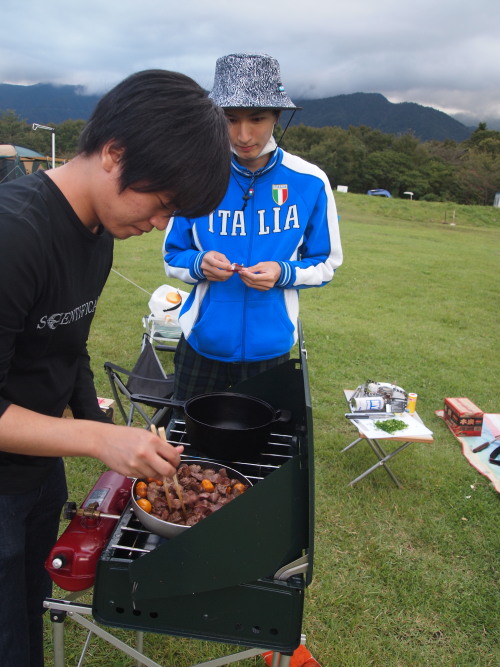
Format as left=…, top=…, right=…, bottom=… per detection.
left=131, top=392, right=291, bottom=462
left=131, top=459, right=252, bottom=538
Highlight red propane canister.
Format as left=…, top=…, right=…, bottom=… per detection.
left=45, top=470, right=133, bottom=591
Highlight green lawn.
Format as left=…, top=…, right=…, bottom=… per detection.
left=44, top=194, right=500, bottom=666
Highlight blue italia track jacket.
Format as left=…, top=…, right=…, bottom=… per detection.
left=163, top=148, right=343, bottom=362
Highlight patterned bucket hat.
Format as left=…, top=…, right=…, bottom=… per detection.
left=209, top=53, right=298, bottom=109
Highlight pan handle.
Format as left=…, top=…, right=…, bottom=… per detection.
left=129, top=394, right=185, bottom=409
left=273, top=554, right=309, bottom=581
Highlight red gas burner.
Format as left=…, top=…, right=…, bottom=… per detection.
left=45, top=471, right=133, bottom=591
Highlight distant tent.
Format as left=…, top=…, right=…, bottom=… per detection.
left=0, top=144, right=50, bottom=184
left=367, top=189, right=392, bottom=198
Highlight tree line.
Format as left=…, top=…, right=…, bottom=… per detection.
left=280, top=122, right=500, bottom=206
left=1, top=110, right=499, bottom=206
left=0, top=111, right=85, bottom=161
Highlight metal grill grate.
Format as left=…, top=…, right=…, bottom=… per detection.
left=169, top=418, right=298, bottom=476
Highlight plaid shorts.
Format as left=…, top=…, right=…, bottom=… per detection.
left=173, top=335, right=290, bottom=402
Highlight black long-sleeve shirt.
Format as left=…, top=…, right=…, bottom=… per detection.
left=0, top=171, right=113, bottom=492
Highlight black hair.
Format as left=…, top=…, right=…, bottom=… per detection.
left=78, top=70, right=230, bottom=217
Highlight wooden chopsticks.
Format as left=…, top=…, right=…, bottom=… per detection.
left=156, top=426, right=187, bottom=518
left=150, top=425, right=172, bottom=512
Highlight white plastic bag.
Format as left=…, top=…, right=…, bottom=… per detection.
left=146, top=284, right=190, bottom=339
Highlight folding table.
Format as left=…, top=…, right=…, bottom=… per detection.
left=343, top=389, right=434, bottom=488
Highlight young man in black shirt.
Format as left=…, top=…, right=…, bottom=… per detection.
left=0, top=69, right=230, bottom=666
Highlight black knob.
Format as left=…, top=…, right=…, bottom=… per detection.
left=62, top=501, right=77, bottom=520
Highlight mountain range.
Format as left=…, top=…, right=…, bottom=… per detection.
left=292, top=92, right=473, bottom=142
left=0, top=82, right=474, bottom=143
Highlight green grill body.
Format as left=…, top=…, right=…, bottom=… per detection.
left=93, top=343, right=314, bottom=654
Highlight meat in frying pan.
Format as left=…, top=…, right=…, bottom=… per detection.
left=143, top=463, right=248, bottom=526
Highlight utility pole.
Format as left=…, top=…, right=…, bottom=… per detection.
left=32, top=123, right=56, bottom=168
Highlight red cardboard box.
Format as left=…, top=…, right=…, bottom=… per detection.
left=443, top=397, right=483, bottom=436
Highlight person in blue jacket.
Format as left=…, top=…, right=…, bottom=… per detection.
left=164, top=53, right=343, bottom=400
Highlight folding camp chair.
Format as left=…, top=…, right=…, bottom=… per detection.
left=104, top=333, right=175, bottom=428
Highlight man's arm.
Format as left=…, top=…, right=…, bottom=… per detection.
left=274, top=162, right=343, bottom=289
left=0, top=403, right=183, bottom=479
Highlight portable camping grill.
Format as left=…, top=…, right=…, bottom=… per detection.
left=45, top=329, right=314, bottom=666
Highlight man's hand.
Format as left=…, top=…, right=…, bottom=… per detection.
left=201, top=250, right=234, bottom=282
left=238, top=262, right=282, bottom=292
left=95, top=424, right=184, bottom=480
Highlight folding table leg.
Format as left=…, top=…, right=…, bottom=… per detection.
left=365, top=438, right=402, bottom=488
left=341, top=437, right=363, bottom=453
left=348, top=440, right=414, bottom=488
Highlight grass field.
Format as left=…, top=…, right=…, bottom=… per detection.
left=44, top=194, right=500, bottom=666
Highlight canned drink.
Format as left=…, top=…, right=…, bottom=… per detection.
left=353, top=396, right=385, bottom=411
left=406, top=393, right=418, bottom=414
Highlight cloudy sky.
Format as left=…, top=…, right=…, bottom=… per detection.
left=3, top=0, right=499, bottom=127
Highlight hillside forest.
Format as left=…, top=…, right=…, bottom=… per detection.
left=1, top=110, right=499, bottom=206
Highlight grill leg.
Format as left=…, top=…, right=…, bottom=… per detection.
left=265, top=652, right=292, bottom=666
left=135, top=631, right=144, bottom=667
left=262, top=635, right=307, bottom=666
left=51, top=616, right=66, bottom=667
left=77, top=630, right=95, bottom=667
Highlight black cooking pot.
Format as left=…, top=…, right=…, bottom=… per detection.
left=131, top=392, right=290, bottom=462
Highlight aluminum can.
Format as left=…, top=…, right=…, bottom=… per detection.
left=406, top=393, right=418, bottom=414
